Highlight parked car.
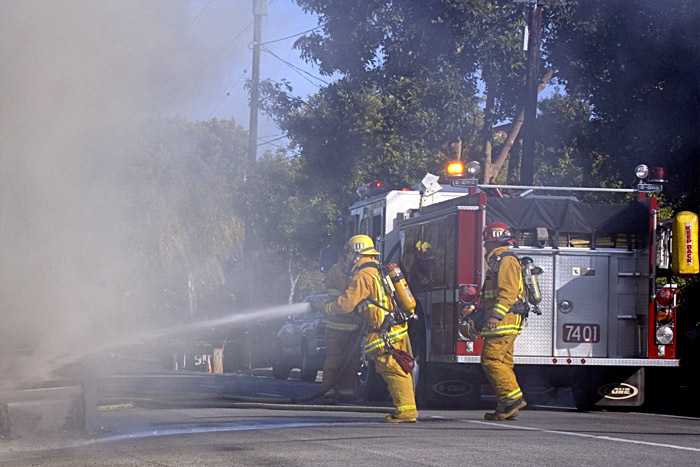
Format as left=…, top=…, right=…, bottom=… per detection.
left=272, top=294, right=327, bottom=382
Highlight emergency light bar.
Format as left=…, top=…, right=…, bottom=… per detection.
left=357, top=181, right=389, bottom=198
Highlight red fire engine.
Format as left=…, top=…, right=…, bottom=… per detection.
left=344, top=163, right=698, bottom=409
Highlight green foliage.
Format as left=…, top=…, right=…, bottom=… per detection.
left=263, top=1, right=538, bottom=217
left=548, top=0, right=700, bottom=212
left=126, top=117, right=247, bottom=319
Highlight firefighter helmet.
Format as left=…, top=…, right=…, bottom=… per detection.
left=484, top=222, right=515, bottom=243
left=346, top=234, right=381, bottom=256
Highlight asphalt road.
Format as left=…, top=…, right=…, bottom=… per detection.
left=1, top=371, right=698, bottom=466
left=1, top=404, right=699, bottom=466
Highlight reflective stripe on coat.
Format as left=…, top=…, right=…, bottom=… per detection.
left=480, top=246, right=525, bottom=338
left=327, top=257, right=404, bottom=354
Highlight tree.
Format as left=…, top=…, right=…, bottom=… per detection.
left=548, top=0, right=700, bottom=211
left=273, top=0, right=585, bottom=195
left=243, top=152, right=329, bottom=304
left=264, top=0, right=545, bottom=217
left=546, top=0, right=700, bottom=377
left=127, top=117, right=247, bottom=319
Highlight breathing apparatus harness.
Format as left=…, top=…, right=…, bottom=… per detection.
left=356, top=260, right=417, bottom=374
left=460, top=250, right=544, bottom=341
left=489, top=251, right=543, bottom=317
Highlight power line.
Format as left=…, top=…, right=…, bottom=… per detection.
left=186, top=0, right=213, bottom=31
left=207, top=69, right=248, bottom=119
left=257, top=134, right=288, bottom=146
left=260, top=26, right=323, bottom=45
left=261, top=46, right=329, bottom=87
left=209, top=20, right=253, bottom=64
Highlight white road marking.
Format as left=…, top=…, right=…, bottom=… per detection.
left=436, top=417, right=700, bottom=452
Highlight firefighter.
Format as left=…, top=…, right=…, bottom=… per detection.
left=480, top=222, right=527, bottom=421
left=320, top=235, right=418, bottom=423
left=316, top=252, right=364, bottom=404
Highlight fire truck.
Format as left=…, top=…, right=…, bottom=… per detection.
left=344, top=164, right=698, bottom=410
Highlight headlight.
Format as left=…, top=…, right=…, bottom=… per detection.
left=635, top=164, right=649, bottom=180
left=466, top=161, right=481, bottom=177
left=655, top=324, right=674, bottom=345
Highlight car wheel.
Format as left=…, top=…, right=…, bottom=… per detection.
left=272, top=346, right=291, bottom=380
left=300, top=344, right=318, bottom=382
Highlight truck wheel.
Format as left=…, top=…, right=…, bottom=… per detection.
left=572, top=383, right=597, bottom=411
left=517, top=371, right=558, bottom=406
left=522, top=386, right=558, bottom=406
left=300, top=345, right=318, bottom=382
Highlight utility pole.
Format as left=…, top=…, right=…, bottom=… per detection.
left=520, top=1, right=543, bottom=186
left=248, top=0, right=267, bottom=166
left=242, top=0, right=267, bottom=370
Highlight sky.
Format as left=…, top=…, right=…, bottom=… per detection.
left=176, top=0, right=324, bottom=155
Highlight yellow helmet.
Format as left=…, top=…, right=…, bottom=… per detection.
left=346, top=235, right=381, bottom=256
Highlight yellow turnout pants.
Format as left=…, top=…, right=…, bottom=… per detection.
left=373, top=336, right=418, bottom=419
left=480, top=335, right=523, bottom=406
left=322, top=328, right=360, bottom=396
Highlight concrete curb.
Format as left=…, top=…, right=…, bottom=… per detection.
left=0, top=383, right=85, bottom=439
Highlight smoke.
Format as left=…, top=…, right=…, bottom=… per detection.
left=0, top=1, right=232, bottom=386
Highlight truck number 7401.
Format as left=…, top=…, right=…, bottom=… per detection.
left=563, top=323, right=600, bottom=343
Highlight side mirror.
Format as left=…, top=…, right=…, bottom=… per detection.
left=320, top=247, right=339, bottom=273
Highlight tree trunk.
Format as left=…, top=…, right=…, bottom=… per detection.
left=447, top=136, right=462, bottom=160
left=287, top=256, right=301, bottom=304
left=486, top=68, right=555, bottom=183
left=187, top=272, right=198, bottom=316
left=480, top=74, right=496, bottom=180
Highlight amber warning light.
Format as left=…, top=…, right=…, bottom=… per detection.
left=446, top=161, right=465, bottom=177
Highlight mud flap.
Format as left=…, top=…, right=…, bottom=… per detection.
left=573, top=367, right=644, bottom=410
left=594, top=367, right=645, bottom=407
left=415, top=364, right=483, bottom=409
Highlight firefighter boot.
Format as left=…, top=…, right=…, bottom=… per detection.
left=484, top=397, right=526, bottom=421
left=384, top=413, right=417, bottom=423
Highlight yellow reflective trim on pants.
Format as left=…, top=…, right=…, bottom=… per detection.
left=396, top=404, right=417, bottom=412
left=480, top=315, right=523, bottom=337
left=481, top=327, right=523, bottom=337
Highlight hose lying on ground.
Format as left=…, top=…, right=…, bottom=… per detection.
left=99, top=395, right=393, bottom=414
